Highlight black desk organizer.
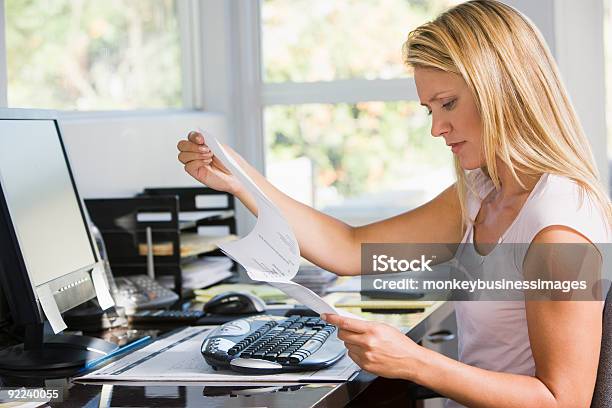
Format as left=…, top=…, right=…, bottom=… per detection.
left=142, top=187, right=237, bottom=236
left=85, top=188, right=237, bottom=299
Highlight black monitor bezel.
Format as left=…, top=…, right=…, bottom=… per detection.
left=0, top=108, right=100, bottom=328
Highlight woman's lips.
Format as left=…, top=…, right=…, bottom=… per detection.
left=449, top=141, right=466, bottom=154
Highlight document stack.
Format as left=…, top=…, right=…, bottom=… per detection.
left=159, top=256, right=233, bottom=290
left=293, top=264, right=337, bottom=296
left=193, top=283, right=288, bottom=304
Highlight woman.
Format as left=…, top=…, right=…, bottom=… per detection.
left=177, top=1, right=610, bottom=406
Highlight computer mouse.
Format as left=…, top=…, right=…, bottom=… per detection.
left=203, top=291, right=266, bottom=315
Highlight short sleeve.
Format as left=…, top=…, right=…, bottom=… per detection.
left=516, top=175, right=610, bottom=245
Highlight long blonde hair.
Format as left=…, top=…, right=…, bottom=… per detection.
left=403, top=0, right=612, bottom=227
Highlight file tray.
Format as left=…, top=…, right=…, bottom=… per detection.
left=74, top=326, right=360, bottom=384
left=85, top=196, right=183, bottom=293
left=85, top=191, right=238, bottom=297
left=141, top=187, right=237, bottom=235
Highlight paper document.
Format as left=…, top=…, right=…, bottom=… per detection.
left=206, top=135, right=356, bottom=317
left=75, top=326, right=360, bottom=384
left=35, top=285, right=67, bottom=334
left=91, top=262, right=115, bottom=310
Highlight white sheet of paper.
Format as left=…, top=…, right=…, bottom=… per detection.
left=205, top=134, right=350, bottom=317
left=75, top=326, right=360, bottom=383
left=269, top=281, right=337, bottom=315
left=35, top=285, right=67, bottom=333
left=91, top=262, right=115, bottom=310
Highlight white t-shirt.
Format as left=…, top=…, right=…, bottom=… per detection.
left=445, top=170, right=610, bottom=408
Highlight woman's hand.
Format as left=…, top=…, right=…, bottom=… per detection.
left=321, top=313, right=422, bottom=380
left=177, top=131, right=241, bottom=194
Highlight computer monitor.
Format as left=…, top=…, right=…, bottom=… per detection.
left=0, top=109, right=118, bottom=372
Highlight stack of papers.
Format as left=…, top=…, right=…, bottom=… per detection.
left=333, top=294, right=435, bottom=309
left=159, top=256, right=233, bottom=290
left=293, top=265, right=337, bottom=296
left=137, top=234, right=238, bottom=257
left=74, top=326, right=360, bottom=384
left=193, top=283, right=288, bottom=303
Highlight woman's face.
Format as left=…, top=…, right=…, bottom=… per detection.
left=414, top=67, right=484, bottom=170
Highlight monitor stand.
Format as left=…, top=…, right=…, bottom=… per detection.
left=0, top=323, right=118, bottom=373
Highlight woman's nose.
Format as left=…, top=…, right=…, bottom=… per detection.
left=431, top=115, right=451, bottom=138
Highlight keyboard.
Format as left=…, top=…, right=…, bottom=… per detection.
left=201, top=315, right=345, bottom=374
left=129, top=309, right=206, bottom=325
left=113, top=275, right=179, bottom=314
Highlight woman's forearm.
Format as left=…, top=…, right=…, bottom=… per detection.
left=230, top=152, right=361, bottom=276
left=408, top=347, right=559, bottom=408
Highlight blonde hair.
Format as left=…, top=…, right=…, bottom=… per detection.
left=402, top=0, right=612, bottom=228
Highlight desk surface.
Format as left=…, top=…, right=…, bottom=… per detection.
left=0, top=290, right=451, bottom=408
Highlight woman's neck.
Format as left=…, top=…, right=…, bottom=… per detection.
left=489, top=159, right=541, bottom=201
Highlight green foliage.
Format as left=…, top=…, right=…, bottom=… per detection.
left=262, top=0, right=458, bottom=205
left=262, top=0, right=456, bottom=82
left=265, top=102, right=451, bottom=201
left=6, top=0, right=182, bottom=110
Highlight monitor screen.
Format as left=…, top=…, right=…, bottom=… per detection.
left=0, top=119, right=96, bottom=287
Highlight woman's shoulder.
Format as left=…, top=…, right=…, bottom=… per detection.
left=534, top=173, right=602, bottom=214
left=519, top=173, right=610, bottom=244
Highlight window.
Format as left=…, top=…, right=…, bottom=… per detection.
left=606, top=0, right=612, bottom=193
left=5, top=0, right=183, bottom=110
left=261, top=0, right=460, bottom=224
left=264, top=102, right=454, bottom=223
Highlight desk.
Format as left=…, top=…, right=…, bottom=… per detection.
left=0, top=297, right=454, bottom=407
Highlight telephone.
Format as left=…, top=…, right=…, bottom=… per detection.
left=90, top=224, right=179, bottom=315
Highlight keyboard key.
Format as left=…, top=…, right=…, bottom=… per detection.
left=288, top=354, right=306, bottom=364
left=300, top=339, right=323, bottom=354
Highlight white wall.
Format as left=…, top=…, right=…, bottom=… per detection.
left=553, top=0, right=608, bottom=191
left=507, top=0, right=608, bottom=191
left=60, top=111, right=227, bottom=198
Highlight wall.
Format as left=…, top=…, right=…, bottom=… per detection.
left=60, top=111, right=227, bottom=198
left=507, top=0, right=608, bottom=190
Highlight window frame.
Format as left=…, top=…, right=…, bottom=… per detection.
left=0, top=0, right=202, bottom=113
left=245, top=0, right=609, bottom=198
left=0, top=0, right=606, bottom=233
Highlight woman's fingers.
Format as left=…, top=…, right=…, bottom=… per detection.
left=337, top=329, right=368, bottom=346
left=177, top=139, right=209, bottom=154
left=178, top=130, right=211, bottom=154
left=188, top=130, right=205, bottom=145
left=178, top=150, right=213, bottom=164
left=184, top=159, right=211, bottom=177
left=321, top=314, right=371, bottom=334
left=211, top=155, right=231, bottom=175
left=346, top=344, right=367, bottom=363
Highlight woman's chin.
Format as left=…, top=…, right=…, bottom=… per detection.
left=457, top=156, right=482, bottom=170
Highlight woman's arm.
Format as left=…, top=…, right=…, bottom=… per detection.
left=178, top=131, right=464, bottom=276
left=323, top=225, right=602, bottom=407
left=227, top=146, right=463, bottom=275
left=413, top=303, right=601, bottom=407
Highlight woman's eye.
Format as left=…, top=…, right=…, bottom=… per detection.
left=442, top=99, right=456, bottom=110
